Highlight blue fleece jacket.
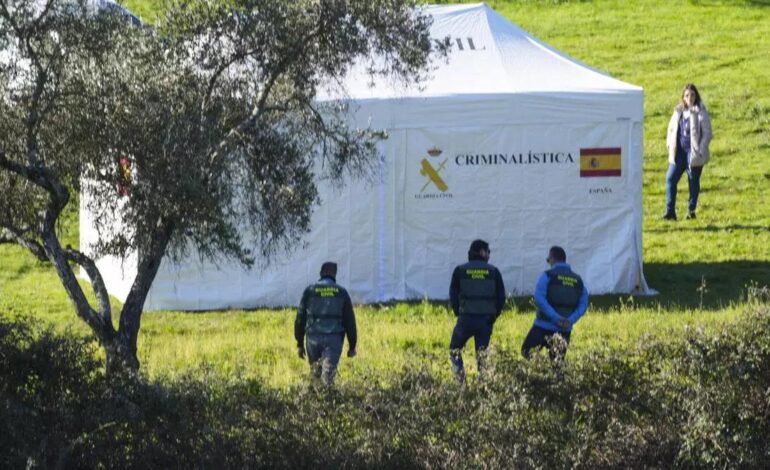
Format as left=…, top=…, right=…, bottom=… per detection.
left=533, top=262, right=589, bottom=332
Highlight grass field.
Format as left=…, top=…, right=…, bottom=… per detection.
left=1, top=0, right=769, bottom=388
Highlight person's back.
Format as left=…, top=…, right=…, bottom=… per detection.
left=303, top=280, right=348, bottom=335
left=294, top=262, right=357, bottom=386
left=522, top=246, right=588, bottom=362
left=448, top=240, right=505, bottom=383
left=454, top=258, right=501, bottom=317
left=536, top=264, right=584, bottom=327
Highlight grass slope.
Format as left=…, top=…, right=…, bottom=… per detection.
left=1, top=0, right=769, bottom=387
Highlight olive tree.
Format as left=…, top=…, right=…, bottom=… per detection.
left=0, top=0, right=445, bottom=375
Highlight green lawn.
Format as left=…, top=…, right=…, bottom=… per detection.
left=2, top=0, right=769, bottom=388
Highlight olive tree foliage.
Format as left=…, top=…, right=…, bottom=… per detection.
left=0, top=0, right=446, bottom=374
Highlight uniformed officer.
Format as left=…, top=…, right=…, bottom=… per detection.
left=521, top=246, right=588, bottom=362
left=294, top=262, right=357, bottom=386
left=449, top=239, right=506, bottom=383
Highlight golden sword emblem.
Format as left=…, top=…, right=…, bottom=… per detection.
left=420, top=158, right=448, bottom=192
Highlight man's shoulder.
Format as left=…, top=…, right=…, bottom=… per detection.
left=482, top=262, right=501, bottom=277
left=328, top=282, right=350, bottom=297
left=457, top=260, right=495, bottom=270
left=307, top=281, right=347, bottom=290
left=336, top=284, right=350, bottom=296
left=546, top=265, right=584, bottom=283
left=564, top=264, right=584, bottom=279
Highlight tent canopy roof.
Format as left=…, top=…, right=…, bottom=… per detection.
left=328, top=3, right=641, bottom=101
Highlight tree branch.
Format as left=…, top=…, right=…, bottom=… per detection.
left=204, top=64, right=285, bottom=172
left=0, top=151, right=69, bottom=205
left=0, top=2, right=25, bottom=39
left=204, top=30, right=320, bottom=173
left=25, top=40, right=50, bottom=166
left=32, top=0, right=56, bottom=29
left=40, top=226, right=116, bottom=344
left=0, top=151, right=114, bottom=342
left=63, top=247, right=113, bottom=329
left=0, top=226, right=47, bottom=261
left=200, top=47, right=261, bottom=125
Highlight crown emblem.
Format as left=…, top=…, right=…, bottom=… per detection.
left=427, top=146, right=442, bottom=157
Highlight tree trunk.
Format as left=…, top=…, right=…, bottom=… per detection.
left=104, top=336, right=141, bottom=379
left=110, top=220, right=175, bottom=377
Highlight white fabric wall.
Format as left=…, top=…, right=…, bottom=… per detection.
left=138, top=115, right=648, bottom=310
left=79, top=185, right=138, bottom=302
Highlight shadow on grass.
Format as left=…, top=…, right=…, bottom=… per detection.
left=367, top=261, right=770, bottom=314
left=691, top=0, right=770, bottom=7
left=162, top=260, right=768, bottom=316
left=626, top=260, right=769, bottom=311
left=646, top=224, right=770, bottom=233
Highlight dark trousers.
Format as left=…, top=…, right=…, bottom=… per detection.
left=306, top=333, right=344, bottom=386
left=521, top=325, right=571, bottom=362
left=666, top=151, right=703, bottom=215
left=449, top=315, right=494, bottom=381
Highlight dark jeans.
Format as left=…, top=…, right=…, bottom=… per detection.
left=449, top=315, right=494, bottom=381
left=306, top=333, right=344, bottom=386
left=666, top=154, right=703, bottom=215
left=521, top=325, right=571, bottom=362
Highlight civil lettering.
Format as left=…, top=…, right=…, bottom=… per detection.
left=314, top=287, right=340, bottom=297
left=466, top=268, right=489, bottom=279
left=557, top=275, right=577, bottom=287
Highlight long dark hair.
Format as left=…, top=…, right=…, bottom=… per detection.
left=680, top=83, right=702, bottom=109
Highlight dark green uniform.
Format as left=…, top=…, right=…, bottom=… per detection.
left=454, top=260, right=501, bottom=316
left=449, top=257, right=506, bottom=381
left=295, top=277, right=356, bottom=385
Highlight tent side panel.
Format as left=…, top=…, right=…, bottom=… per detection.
left=79, top=184, right=137, bottom=303
left=141, top=112, right=648, bottom=308
left=631, top=119, right=652, bottom=293
left=143, top=159, right=388, bottom=310
left=394, top=120, right=643, bottom=299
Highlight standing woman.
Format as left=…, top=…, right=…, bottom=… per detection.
left=663, top=84, right=713, bottom=220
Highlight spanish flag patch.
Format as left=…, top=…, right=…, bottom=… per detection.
left=580, top=147, right=621, bottom=177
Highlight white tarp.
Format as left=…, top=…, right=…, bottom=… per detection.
left=81, top=3, right=651, bottom=310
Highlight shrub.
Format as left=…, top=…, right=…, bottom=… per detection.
left=2, top=304, right=770, bottom=468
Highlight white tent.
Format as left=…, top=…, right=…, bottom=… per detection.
left=81, top=3, right=651, bottom=310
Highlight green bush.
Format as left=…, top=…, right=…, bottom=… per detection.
left=0, top=318, right=105, bottom=468
left=2, top=305, right=770, bottom=468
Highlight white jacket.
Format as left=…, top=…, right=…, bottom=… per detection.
left=666, top=104, right=712, bottom=167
